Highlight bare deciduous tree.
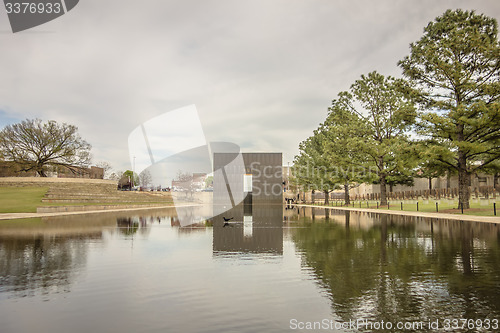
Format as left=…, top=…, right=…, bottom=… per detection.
left=0, top=119, right=91, bottom=177
left=139, top=170, right=152, bottom=188
left=96, top=161, right=114, bottom=179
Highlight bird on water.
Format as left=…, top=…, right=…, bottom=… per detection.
left=223, top=217, right=233, bottom=227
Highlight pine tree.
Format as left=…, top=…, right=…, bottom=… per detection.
left=399, top=9, right=500, bottom=208
left=350, top=71, right=417, bottom=206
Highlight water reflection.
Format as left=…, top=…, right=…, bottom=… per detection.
left=116, top=216, right=156, bottom=237
left=1, top=205, right=500, bottom=332
left=0, top=208, right=176, bottom=299
left=213, top=203, right=283, bottom=255
left=0, top=214, right=116, bottom=298
left=116, top=217, right=140, bottom=235
left=0, top=235, right=90, bottom=298
left=290, top=208, right=500, bottom=330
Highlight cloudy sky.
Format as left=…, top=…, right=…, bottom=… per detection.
left=1, top=0, right=499, bottom=174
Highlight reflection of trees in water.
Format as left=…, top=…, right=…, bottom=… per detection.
left=117, top=217, right=139, bottom=236
left=114, top=209, right=177, bottom=236
left=0, top=235, right=92, bottom=298
left=292, top=212, right=500, bottom=329
left=116, top=216, right=159, bottom=237
left=171, top=216, right=181, bottom=227
left=177, top=223, right=209, bottom=235
left=116, top=211, right=199, bottom=237
left=170, top=216, right=206, bottom=227
left=171, top=206, right=210, bottom=227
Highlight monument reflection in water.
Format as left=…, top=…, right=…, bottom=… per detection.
left=212, top=152, right=283, bottom=255
left=213, top=204, right=283, bottom=255
left=1, top=205, right=500, bottom=332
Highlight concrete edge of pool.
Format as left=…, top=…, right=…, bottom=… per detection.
left=0, top=204, right=184, bottom=220
left=0, top=203, right=498, bottom=224
left=296, top=204, right=500, bottom=224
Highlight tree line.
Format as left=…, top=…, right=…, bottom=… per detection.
left=292, top=9, right=500, bottom=209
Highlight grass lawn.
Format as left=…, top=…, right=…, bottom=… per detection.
left=0, top=187, right=48, bottom=213
left=316, top=198, right=499, bottom=217
left=0, top=186, right=175, bottom=214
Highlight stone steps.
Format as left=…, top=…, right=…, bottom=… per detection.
left=41, top=198, right=172, bottom=203
left=0, top=177, right=172, bottom=205
left=42, top=194, right=172, bottom=203
left=42, top=192, right=172, bottom=203
left=44, top=193, right=115, bottom=198
left=37, top=203, right=173, bottom=213
left=45, top=186, right=117, bottom=193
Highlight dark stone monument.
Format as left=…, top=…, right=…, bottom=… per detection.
left=212, top=153, right=283, bottom=255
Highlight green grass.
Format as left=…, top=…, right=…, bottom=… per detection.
left=0, top=186, right=174, bottom=214
left=314, top=198, right=499, bottom=217
left=0, top=187, right=48, bottom=213
left=43, top=201, right=174, bottom=207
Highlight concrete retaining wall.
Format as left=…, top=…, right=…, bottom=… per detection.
left=37, top=203, right=172, bottom=213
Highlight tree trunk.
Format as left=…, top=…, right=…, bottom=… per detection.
left=378, top=156, right=388, bottom=206
left=380, top=215, right=388, bottom=263
left=324, top=190, right=329, bottom=205
left=428, top=177, right=432, bottom=191
left=344, top=181, right=350, bottom=205
left=457, top=140, right=470, bottom=209
left=456, top=121, right=470, bottom=209
left=380, top=174, right=388, bottom=206
left=460, top=224, right=473, bottom=275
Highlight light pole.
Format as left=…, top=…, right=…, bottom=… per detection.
left=287, top=162, right=290, bottom=192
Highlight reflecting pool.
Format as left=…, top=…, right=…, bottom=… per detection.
left=0, top=206, right=499, bottom=332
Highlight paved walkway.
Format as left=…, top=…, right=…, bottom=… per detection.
left=297, top=204, right=500, bottom=224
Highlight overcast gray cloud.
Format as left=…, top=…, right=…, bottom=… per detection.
left=1, top=0, right=499, bottom=173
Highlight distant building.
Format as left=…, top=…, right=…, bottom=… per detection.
left=0, top=161, right=36, bottom=177
left=171, top=173, right=207, bottom=191
left=192, top=173, right=207, bottom=188
left=56, top=165, right=104, bottom=179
